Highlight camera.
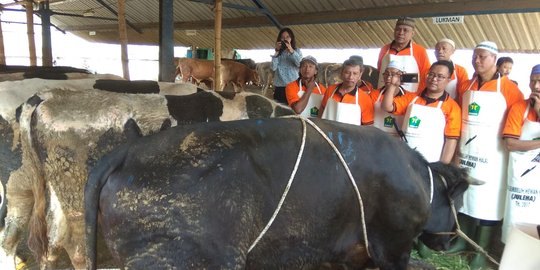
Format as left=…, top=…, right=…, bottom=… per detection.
left=280, top=40, right=288, bottom=51
left=401, top=73, right=419, bottom=83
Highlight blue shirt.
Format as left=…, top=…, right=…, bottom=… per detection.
left=271, top=48, right=302, bottom=87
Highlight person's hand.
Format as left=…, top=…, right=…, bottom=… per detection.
left=306, top=78, right=316, bottom=92
left=284, top=40, right=293, bottom=53
left=531, top=91, right=540, bottom=115
left=275, top=41, right=282, bottom=51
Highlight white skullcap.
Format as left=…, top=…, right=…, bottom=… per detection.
left=437, top=38, right=455, bottom=48
left=475, top=41, right=498, bottom=55
left=386, top=59, right=404, bottom=72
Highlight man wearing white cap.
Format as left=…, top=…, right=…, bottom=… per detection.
left=451, top=41, right=524, bottom=269
left=434, top=38, right=469, bottom=99
left=370, top=59, right=407, bottom=137
left=377, top=17, right=431, bottom=94
left=500, top=64, right=540, bottom=244
left=285, top=56, right=326, bottom=117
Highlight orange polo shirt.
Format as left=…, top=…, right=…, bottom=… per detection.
left=377, top=41, right=431, bottom=93
left=452, top=64, right=469, bottom=94
left=457, top=74, right=524, bottom=108
left=502, top=99, right=539, bottom=139
left=285, top=79, right=326, bottom=106
left=392, top=90, right=461, bottom=139
left=320, top=83, right=374, bottom=125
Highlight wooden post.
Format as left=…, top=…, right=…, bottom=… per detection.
left=213, top=0, right=222, bottom=91
left=0, top=12, right=6, bottom=65
left=25, top=0, right=37, bottom=66
left=117, top=0, right=130, bottom=80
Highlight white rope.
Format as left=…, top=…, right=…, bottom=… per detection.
left=247, top=116, right=371, bottom=259
left=427, top=166, right=434, bottom=204
left=299, top=117, right=372, bottom=258
left=247, top=116, right=307, bottom=253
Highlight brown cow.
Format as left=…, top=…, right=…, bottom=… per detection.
left=176, top=58, right=214, bottom=86
left=220, top=61, right=259, bottom=92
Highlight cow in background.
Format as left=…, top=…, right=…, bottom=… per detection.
left=2, top=86, right=293, bottom=269
left=176, top=58, right=215, bottom=86
left=220, top=61, right=259, bottom=92
left=222, top=58, right=257, bottom=70
left=255, top=62, right=274, bottom=95
left=319, top=63, right=379, bottom=89
left=85, top=118, right=470, bottom=269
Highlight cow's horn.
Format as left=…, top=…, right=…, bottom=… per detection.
left=467, top=176, right=485, bottom=185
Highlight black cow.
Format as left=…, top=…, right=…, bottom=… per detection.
left=85, top=118, right=469, bottom=270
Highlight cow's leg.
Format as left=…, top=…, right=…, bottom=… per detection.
left=0, top=170, right=34, bottom=269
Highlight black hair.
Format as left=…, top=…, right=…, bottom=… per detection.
left=496, top=56, right=514, bottom=68
left=275, top=27, right=297, bottom=50
left=343, top=55, right=364, bottom=68
left=431, top=60, right=454, bottom=76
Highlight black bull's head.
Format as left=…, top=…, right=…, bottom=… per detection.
left=419, top=162, right=471, bottom=250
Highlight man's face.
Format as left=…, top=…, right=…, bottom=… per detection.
left=426, top=65, right=451, bottom=94
left=341, top=65, right=362, bottom=88
left=472, top=49, right=496, bottom=74
left=435, top=42, right=455, bottom=61
left=383, top=67, right=402, bottom=87
left=498, top=62, right=513, bottom=77
left=394, top=25, right=414, bottom=45
left=529, top=74, right=540, bottom=94
left=300, top=61, right=317, bottom=80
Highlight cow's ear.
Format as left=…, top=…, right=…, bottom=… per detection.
left=448, top=180, right=469, bottom=200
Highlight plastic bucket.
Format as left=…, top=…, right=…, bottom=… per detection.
left=499, top=222, right=540, bottom=270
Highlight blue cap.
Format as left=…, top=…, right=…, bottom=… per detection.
left=531, top=64, right=540, bottom=75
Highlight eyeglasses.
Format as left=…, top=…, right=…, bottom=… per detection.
left=383, top=72, right=402, bottom=77
left=427, top=72, right=449, bottom=81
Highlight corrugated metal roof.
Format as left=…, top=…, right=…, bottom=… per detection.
left=3, top=0, right=540, bottom=52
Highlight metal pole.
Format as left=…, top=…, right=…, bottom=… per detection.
left=40, top=0, right=53, bottom=66
left=0, top=12, right=6, bottom=65
left=158, top=0, right=175, bottom=82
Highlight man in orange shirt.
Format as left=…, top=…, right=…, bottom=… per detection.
left=377, top=17, right=431, bottom=93
left=500, top=64, right=540, bottom=245
left=381, top=60, right=461, bottom=163
left=319, top=55, right=374, bottom=126
left=285, top=56, right=326, bottom=117
left=434, top=38, right=469, bottom=99
left=452, top=41, right=524, bottom=269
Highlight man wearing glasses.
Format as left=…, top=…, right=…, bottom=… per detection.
left=381, top=60, right=461, bottom=164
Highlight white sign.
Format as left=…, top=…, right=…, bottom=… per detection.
left=433, top=16, right=464, bottom=24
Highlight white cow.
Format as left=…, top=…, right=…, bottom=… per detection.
left=1, top=85, right=293, bottom=268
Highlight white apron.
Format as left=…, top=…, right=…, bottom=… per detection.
left=378, top=43, right=420, bottom=92
left=502, top=105, right=540, bottom=242
left=297, top=80, right=324, bottom=118
left=402, top=96, right=446, bottom=162
left=459, top=77, right=508, bottom=220
left=445, top=63, right=458, bottom=100
left=321, top=85, right=362, bottom=126
left=373, top=88, right=405, bottom=137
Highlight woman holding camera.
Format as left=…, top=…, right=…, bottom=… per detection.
left=271, top=27, right=302, bottom=103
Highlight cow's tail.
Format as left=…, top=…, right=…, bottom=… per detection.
left=22, top=95, right=49, bottom=263
left=85, top=143, right=130, bottom=270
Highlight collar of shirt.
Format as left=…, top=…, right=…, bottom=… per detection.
left=419, top=89, right=448, bottom=105
left=389, top=40, right=412, bottom=53
left=335, top=83, right=358, bottom=101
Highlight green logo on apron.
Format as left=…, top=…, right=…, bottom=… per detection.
left=468, top=102, right=481, bottom=116
left=310, top=106, right=319, bottom=117
left=384, top=116, right=395, bottom=128
left=408, top=116, right=421, bottom=128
